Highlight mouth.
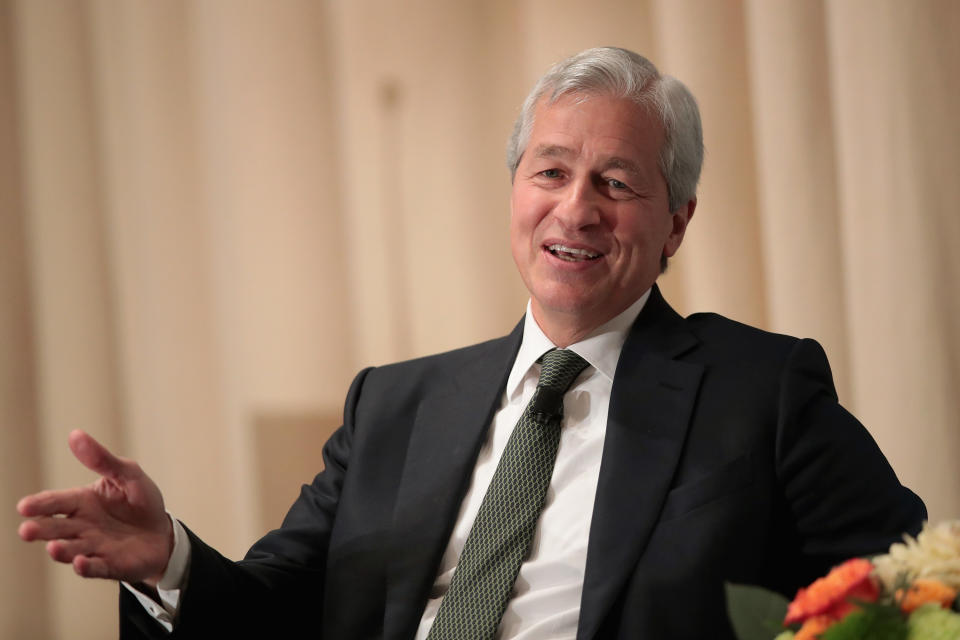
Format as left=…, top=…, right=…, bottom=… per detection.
left=545, top=243, right=603, bottom=263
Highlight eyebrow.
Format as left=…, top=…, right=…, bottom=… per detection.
left=531, top=144, right=574, bottom=159
left=530, top=144, right=646, bottom=178
left=603, top=156, right=645, bottom=177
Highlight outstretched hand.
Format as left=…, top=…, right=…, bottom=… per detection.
left=17, top=430, right=173, bottom=586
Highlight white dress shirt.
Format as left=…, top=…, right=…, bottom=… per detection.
left=415, top=292, right=649, bottom=639
left=128, top=291, right=650, bottom=636
left=122, top=512, right=191, bottom=632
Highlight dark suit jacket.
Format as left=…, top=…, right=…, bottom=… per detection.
left=121, top=286, right=925, bottom=639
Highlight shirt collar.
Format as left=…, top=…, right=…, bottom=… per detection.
left=506, top=289, right=652, bottom=399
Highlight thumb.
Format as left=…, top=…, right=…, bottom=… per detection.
left=68, top=429, right=131, bottom=480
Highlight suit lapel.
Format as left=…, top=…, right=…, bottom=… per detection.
left=576, top=287, right=704, bottom=640
left=383, top=324, right=522, bottom=640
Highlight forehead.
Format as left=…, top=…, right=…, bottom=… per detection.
left=525, top=92, right=664, bottom=167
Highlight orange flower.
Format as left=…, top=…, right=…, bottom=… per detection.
left=897, top=578, right=958, bottom=613
left=785, top=558, right=879, bottom=625
left=795, top=615, right=834, bottom=640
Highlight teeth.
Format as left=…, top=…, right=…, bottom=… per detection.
left=547, top=244, right=600, bottom=261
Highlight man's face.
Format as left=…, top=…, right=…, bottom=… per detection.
left=510, top=92, right=693, bottom=341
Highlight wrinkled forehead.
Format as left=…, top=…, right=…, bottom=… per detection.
left=530, top=92, right=665, bottom=153
left=528, top=89, right=665, bottom=151
left=542, top=83, right=662, bottom=122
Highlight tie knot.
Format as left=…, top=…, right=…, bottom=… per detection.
left=537, top=349, right=589, bottom=393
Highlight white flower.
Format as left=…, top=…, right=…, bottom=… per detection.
left=873, top=520, right=960, bottom=592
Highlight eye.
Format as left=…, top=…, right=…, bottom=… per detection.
left=540, top=168, right=562, bottom=179
left=607, top=178, right=628, bottom=190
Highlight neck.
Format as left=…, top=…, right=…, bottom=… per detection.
left=530, top=289, right=654, bottom=348
left=531, top=306, right=612, bottom=348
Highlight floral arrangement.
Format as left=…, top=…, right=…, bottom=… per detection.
left=726, top=521, right=960, bottom=640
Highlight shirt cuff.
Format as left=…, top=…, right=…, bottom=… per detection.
left=121, top=514, right=192, bottom=632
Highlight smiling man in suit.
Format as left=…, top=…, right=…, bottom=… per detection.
left=18, top=47, right=925, bottom=639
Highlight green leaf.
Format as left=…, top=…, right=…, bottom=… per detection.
left=725, top=582, right=790, bottom=640
left=820, top=603, right=907, bottom=640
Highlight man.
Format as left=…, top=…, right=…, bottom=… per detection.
left=18, top=47, right=925, bottom=639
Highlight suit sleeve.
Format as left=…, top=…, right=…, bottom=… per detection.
left=119, top=367, right=374, bottom=639
left=775, top=338, right=926, bottom=580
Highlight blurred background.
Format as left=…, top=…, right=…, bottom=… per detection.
left=2, top=0, right=957, bottom=637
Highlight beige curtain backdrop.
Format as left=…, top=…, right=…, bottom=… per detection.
left=1, top=0, right=957, bottom=637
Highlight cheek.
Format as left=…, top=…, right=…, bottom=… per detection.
left=510, top=193, right=545, bottom=244
left=509, top=198, right=532, bottom=263
left=614, top=210, right=672, bottom=250
left=611, top=216, right=647, bottom=248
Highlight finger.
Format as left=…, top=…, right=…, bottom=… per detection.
left=73, top=555, right=114, bottom=579
left=68, top=429, right=133, bottom=480
left=19, top=515, right=85, bottom=542
left=46, top=538, right=94, bottom=565
left=17, top=488, right=83, bottom=518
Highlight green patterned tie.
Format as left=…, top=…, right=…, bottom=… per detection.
left=427, top=348, right=590, bottom=640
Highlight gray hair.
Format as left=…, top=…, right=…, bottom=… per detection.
left=506, top=47, right=703, bottom=213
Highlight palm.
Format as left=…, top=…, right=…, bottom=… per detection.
left=17, top=430, right=173, bottom=584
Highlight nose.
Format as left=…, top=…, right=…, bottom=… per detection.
left=553, top=176, right=602, bottom=230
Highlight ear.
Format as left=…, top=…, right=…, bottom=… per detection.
left=663, top=198, right=696, bottom=258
